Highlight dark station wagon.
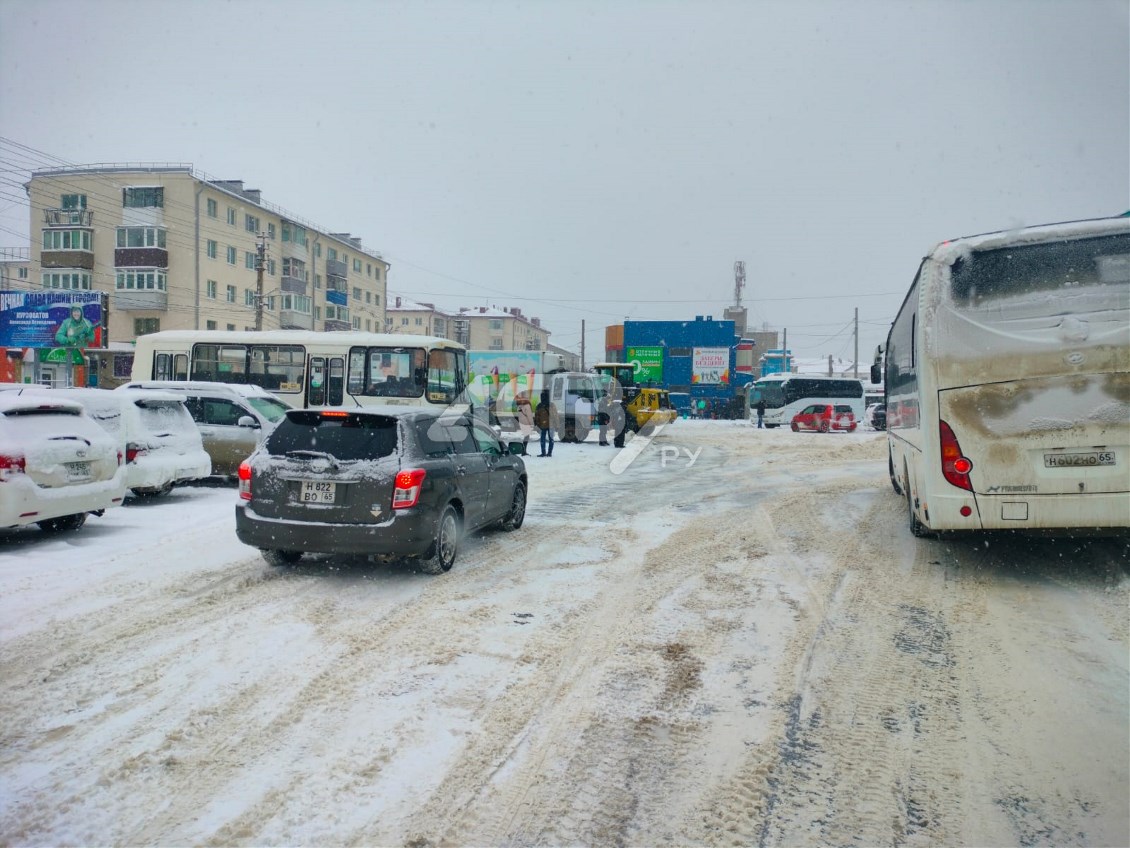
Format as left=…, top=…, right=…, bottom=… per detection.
left=235, top=407, right=528, bottom=574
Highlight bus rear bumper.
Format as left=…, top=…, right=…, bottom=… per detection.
left=925, top=491, right=1130, bottom=533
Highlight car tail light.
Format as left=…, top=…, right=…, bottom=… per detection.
left=0, top=453, right=25, bottom=480
left=238, top=460, right=252, bottom=501
left=939, top=420, right=973, bottom=491
left=125, top=443, right=147, bottom=464
left=393, top=468, right=427, bottom=509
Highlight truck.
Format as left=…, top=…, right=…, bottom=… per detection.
left=466, top=350, right=565, bottom=409
left=591, top=362, right=676, bottom=432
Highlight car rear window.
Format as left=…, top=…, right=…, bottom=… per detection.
left=266, top=411, right=399, bottom=461
left=834, top=405, right=853, bottom=414
left=136, top=400, right=198, bottom=436
left=245, top=396, right=290, bottom=422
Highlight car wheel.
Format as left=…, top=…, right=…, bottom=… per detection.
left=818, top=420, right=830, bottom=433
left=790, top=422, right=799, bottom=432
left=261, top=549, right=302, bottom=566
left=37, top=513, right=87, bottom=532
left=500, top=481, right=527, bottom=531
left=416, top=505, right=460, bottom=574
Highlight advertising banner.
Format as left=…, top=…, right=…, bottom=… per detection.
left=0, top=290, right=103, bottom=349
left=625, top=346, right=664, bottom=383
left=692, top=347, right=730, bottom=385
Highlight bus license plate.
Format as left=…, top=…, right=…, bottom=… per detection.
left=300, top=481, right=336, bottom=503
left=1044, top=451, right=1115, bottom=468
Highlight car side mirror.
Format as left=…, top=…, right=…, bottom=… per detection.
left=237, top=415, right=259, bottom=428
left=507, top=441, right=525, bottom=456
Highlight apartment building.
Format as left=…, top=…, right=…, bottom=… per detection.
left=384, top=298, right=553, bottom=353
left=22, top=165, right=388, bottom=344
left=384, top=296, right=455, bottom=339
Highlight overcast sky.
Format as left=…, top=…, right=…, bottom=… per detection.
left=1, top=0, right=1126, bottom=362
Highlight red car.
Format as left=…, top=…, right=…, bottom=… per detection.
left=791, top=403, right=857, bottom=433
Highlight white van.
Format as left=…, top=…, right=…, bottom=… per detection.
left=15, top=387, right=211, bottom=497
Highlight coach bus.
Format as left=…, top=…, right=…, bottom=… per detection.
left=875, top=215, right=1129, bottom=536
left=750, top=374, right=865, bottom=428
left=130, top=330, right=468, bottom=409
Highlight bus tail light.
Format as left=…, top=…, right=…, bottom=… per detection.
left=939, top=420, right=973, bottom=491
left=393, top=469, right=427, bottom=509
left=238, top=460, right=252, bottom=500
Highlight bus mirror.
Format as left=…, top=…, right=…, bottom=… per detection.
left=870, top=363, right=882, bottom=384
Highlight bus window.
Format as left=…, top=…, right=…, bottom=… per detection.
left=155, top=353, right=172, bottom=381
left=327, top=357, right=344, bottom=406
left=308, top=356, right=326, bottom=407
left=173, top=354, right=188, bottom=381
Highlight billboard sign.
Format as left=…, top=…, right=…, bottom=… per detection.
left=625, top=346, right=664, bottom=383
left=0, top=290, right=103, bottom=349
left=692, top=347, right=730, bottom=385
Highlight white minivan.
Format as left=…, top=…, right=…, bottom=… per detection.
left=14, top=387, right=211, bottom=498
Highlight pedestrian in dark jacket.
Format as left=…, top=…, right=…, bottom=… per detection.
left=755, top=398, right=766, bottom=429
left=534, top=390, right=556, bottom=457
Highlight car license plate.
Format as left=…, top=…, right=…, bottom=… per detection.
left=1043, top=451, right=1115, bottom=468
left=300, top=480, right=336, bottom=503
left=64, top=461, right=91, bottom=481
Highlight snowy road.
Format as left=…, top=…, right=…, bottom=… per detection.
left=1, top=422, right=1127, bottom=846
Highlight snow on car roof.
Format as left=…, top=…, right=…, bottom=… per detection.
left=0, top=392, right=85, bottom=415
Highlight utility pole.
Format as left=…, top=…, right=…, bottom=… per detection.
left=782, top=327, right=788, bottom=373
left=254, top=232, right=267, bottom=331
left=580, top=319, right=586, bottom=370
left=853, top=307, right=859, bottom=378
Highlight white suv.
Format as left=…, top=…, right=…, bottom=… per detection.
left=0, top=393, right=128, bottom=532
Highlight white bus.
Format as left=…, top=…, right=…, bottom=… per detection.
left=130, top=330, right=468, bottom=410
left=750, top=374, right=865, bottom=428
left=876, top=216, right=1129, bottom=536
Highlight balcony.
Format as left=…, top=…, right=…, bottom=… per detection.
left=323, top=319, right=350, bottom=332
left=280, top=309, right=314, bottom=330
left=112, top=290, right=168, bottom=312
left=44, top=209, right=93, bottom=227
left=280, top=274, right=307, bottom=294
left=115, top=248, right=169, bottom=268
left=325, top=257, right=347, bottom=279
left=41, top=251, right=94, bottom=270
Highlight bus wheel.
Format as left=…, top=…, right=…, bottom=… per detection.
left=906, top=486, right=931, bottom=538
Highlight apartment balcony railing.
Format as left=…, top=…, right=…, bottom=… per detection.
left=44, top=209, right=93, bottom=227
left=280, top=274, right=307, bottom=294
left=325, top=257, right=347, bottom=278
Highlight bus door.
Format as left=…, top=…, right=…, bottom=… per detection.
left=153, top=351, right=189, bottom=381
left=306, top=355, right=345, bottom=407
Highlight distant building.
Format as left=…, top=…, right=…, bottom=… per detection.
left=0, top=247, right=32, bottom=290
left=385, top=295, right=455, bottom=339
left=453, top=304, right=550, bottom=351
left=21, top=164, right=389, bottom=345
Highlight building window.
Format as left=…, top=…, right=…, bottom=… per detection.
left=267, top=222, right=276, bottom=239
left=400, top=317, right=409, bottom=326
left=245, top=214, right=259, bottom=233
left=489, top=338, right=503, bottom=350
left=314, top=243, right=321, bottom=257
left=489, top=319, right=503, bottom=330
left=226, top=207, right=236, bottom=225
left=366, top=263, right=372, bottom=276
left=314, top=274, right=322, bottom=289
left=245, top=289, right=255, bottom=306
left=374, top=294, right=379, bottom=305
left=42, top=271, right=92, bottom=290
left=43, top=229, right=92, bottom=250
left=206, top=198, right=217, bottom=218
left=123, top=187, right=163, bottom=208
left=18, top=267, right=27, bottom=279
left=352, top=316, right=361, bottom=329
left=353, top=258, right=362, bottom=273
left=115, top=227, right=166, bottom=248
left=314, top=306, right=321, bottom=320
left=267, top=258, right=276, bottom=276
left=415, top=317, right=423, bottom=326
left=282, top=257, right=306, bottom=279
left=365, top=291, right=371, bottom=304
left=324, top=305, right=349, bottom=322
left=245, top=251, right=256, bottom=270
left=61, top=194, right=87, bottom=209
left=226, top=285, right=236, bottom=303
left=134, top=317, right=160, bottom=335
left=375, top=267, right=381, bottom=281
left=352, top=286, right=361, bottom=300
left=327, top=247, right=337, bottom=262
left=206, top=279, right=217, bottom=299
left=207, top=239, right=217, bottom=259
left=279, top=294, right=311, bottom=314
left=115, top=269, right=167, bottom=291
left=227, top=323, right=236, bottom=331
left=226, top=246, right=237, bottom=265
left=206, top=320, right=217, bottom=330
left=365, top=319, right=371, bottom=331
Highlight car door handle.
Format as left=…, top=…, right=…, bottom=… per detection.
left=454, top=464, right=467, bottom=475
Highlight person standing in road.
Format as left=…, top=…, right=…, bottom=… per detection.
left=515, top=391, right=535, bottom=456
left=755, top=397, right=766, bottom=429
left=534, top=389, right=556, bottom=457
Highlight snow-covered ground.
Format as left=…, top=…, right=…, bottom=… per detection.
left=1, top=421, right=1127, bottom=846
